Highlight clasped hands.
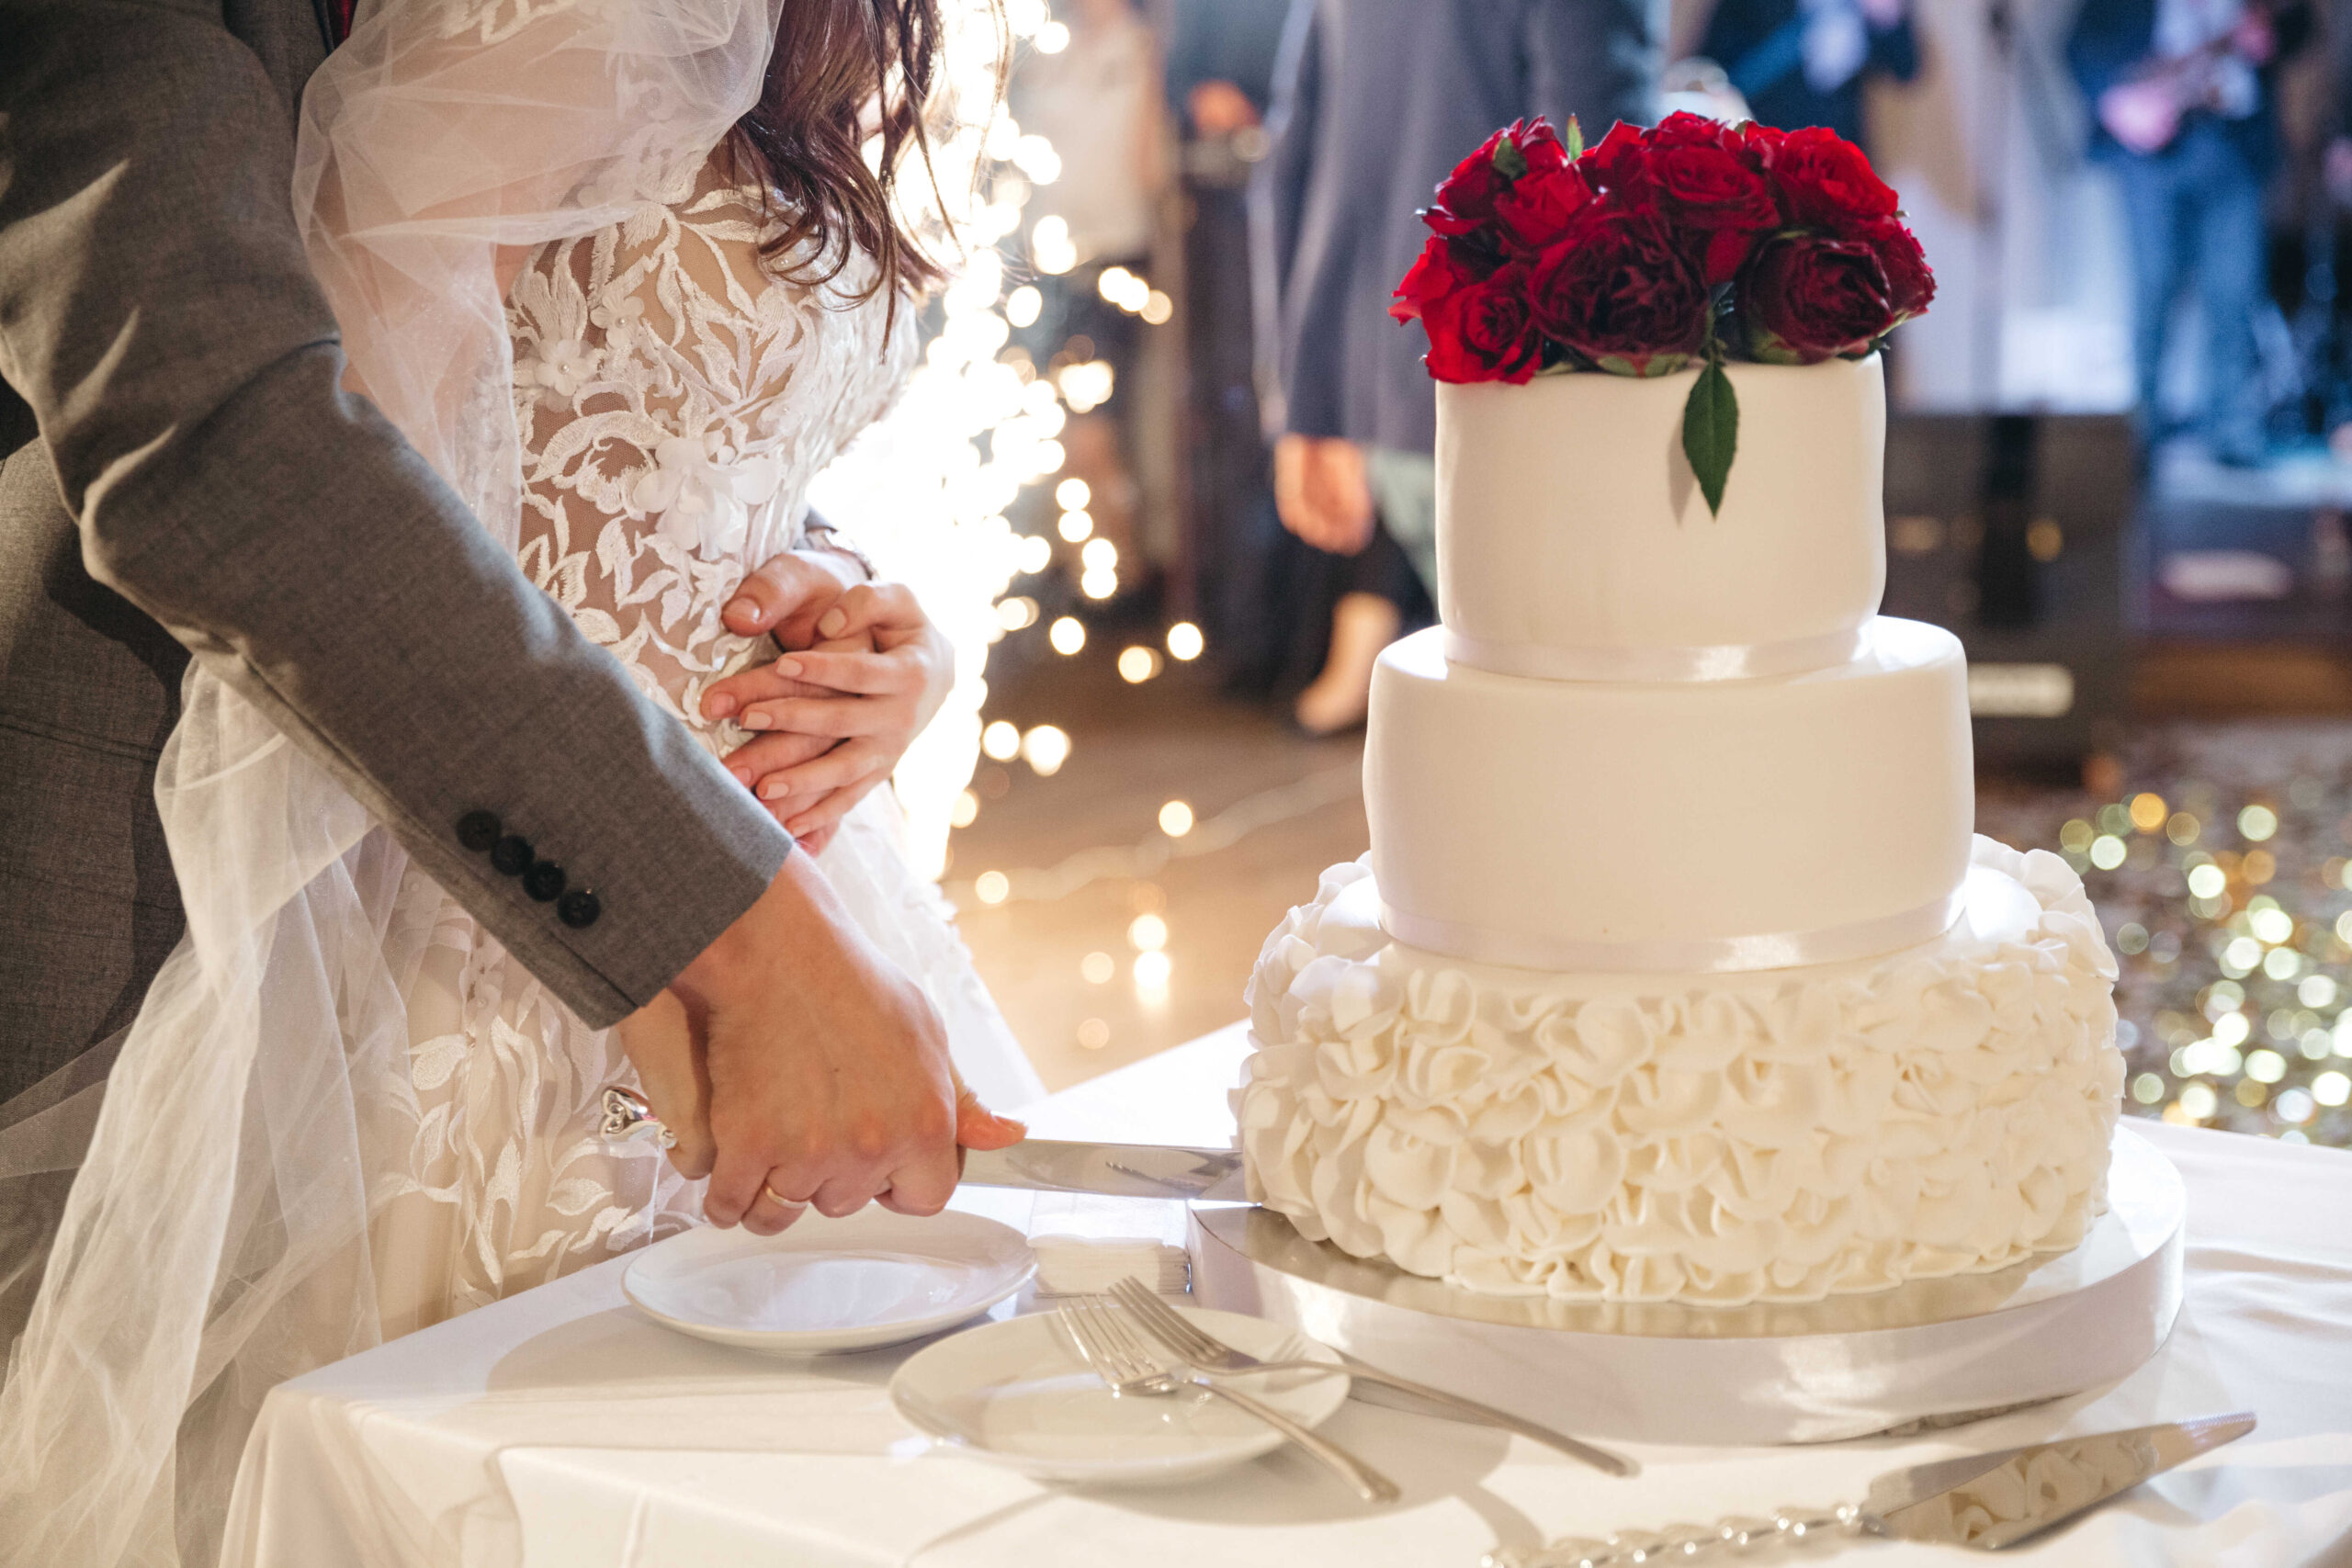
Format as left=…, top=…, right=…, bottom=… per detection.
left=616, top=544, right=1023, bottom=1235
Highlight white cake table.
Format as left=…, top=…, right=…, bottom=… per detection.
left=223, top=1024, right=2352, bottom=1568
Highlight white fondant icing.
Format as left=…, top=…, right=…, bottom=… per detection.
left=1436, top=356, right=1885, bottom=677
left=1366, top=617, right=1975, bottom=964
left=1238, top=839, right=2124, bottom=1306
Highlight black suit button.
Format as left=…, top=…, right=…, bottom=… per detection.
left=557, top=889, right=602, bottom=929
left=522, top=860, right=567, bottom=902
left=490, top=834, right=533, bottom=876
left=457, top=810, right=502, bottom=852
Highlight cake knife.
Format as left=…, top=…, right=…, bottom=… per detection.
left=1487, top=1411, right=2257, bottom=1565
left=960, top=1138, right=1250, bottom=1202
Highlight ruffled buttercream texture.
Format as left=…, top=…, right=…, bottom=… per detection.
left=1238, top=836, right=2123, bottom=1304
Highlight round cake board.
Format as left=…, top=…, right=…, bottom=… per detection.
left=1188, top=1127, right=2183, bottom=1448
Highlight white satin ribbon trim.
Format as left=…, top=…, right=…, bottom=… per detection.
left=1442, top=625, right=1865, bottom=683
left=1381, top=886, right=1968, bottom=975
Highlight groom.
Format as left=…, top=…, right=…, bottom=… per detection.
left=0, top=0, right=1001, bottom=1229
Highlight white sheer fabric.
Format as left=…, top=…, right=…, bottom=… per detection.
left=0, top=1, right=1032, bottom=1563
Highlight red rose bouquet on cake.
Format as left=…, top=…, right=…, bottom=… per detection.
left=1391, top=113, right=1934, bottom=514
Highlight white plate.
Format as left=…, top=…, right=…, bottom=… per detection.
left=623, top=1207, right=1035, bottom=1355
left=888, top=1305, right=1350, bottom=1485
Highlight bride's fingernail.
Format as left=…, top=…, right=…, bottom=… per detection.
left=742, top=712, right=772, bottom=729
left=706, top=694, right=737, bottom=718
left=817, top=608, right=847, bottom=637
left=759, top=778, right=788, bottom=800
left=725, top=595, right=758, bottom=622
left=729, top=768, right=752, bottom=786
left=772, top=656, right=800, bottom=678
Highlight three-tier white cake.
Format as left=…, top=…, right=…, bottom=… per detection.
left=1238, top=356, right=2125, bottom=1305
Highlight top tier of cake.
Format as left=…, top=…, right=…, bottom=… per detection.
left=1438, top=355, right=1885, bottom=682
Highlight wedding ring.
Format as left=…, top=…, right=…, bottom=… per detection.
left=760, top=1183, right=805, bottom=1211
left=597, top=1085, right=677, bottom=1151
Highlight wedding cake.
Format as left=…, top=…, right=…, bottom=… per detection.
left=1238, top=116, right=2123, bottom=1305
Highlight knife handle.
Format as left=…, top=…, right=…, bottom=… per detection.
left=1483, top=1503, right=1871, bottom=1568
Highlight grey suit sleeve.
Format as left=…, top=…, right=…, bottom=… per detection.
left=0, top=2, right=795, bottom=1027
left=1526, top=0, right=1665, bottom=136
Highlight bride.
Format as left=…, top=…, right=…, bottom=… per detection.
left=0, top=0, right=1035, bottom=1562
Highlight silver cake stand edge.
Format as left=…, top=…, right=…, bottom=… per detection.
left=1187, top=1127, right=2185, bottom=1447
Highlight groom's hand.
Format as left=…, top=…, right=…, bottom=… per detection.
left=675, top=850, right=976, bottom=1234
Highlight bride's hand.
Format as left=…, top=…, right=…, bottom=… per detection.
left=614, top=989, right=718, bottom=1182
left=703, top=582, right=953, bottom=851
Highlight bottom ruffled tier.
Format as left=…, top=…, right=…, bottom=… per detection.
left=1237, top=836, right=2125, bottom=1306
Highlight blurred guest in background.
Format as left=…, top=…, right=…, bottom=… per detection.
left=1698, top=0, right=1917, bottom=152
left=2070, top=0, right=2312, bottom=468
left=1164, top=0, right=1299, bottom=691
left=1013, top=0, right=1172, bottom=578
left=1252, top=0, right=1662, bottom=734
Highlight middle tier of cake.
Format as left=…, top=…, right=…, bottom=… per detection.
left=1366, top=615, right=1973, bottom=973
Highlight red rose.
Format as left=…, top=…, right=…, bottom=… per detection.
left=1419, top=262, right=1544, bottom=383
left=1740, top=233, right=1897, bottom=362
left=1507, top=116, right=1572, bottom=176
left=1580, top=119, right=1652, bottom=197
left=1494, top=161, right=1597, bottom=254
left=1529, top=208, right=1710, bottom=375
left=1643, top=141, right=1779, bottom=284
left=1851, top=216, right=1935, bottom=321
left=1428, top=126, right=1511, bottom=236
left=1733, top=120, right=1786, bottom=163
left=1429, top=118, right=1571, bottom=238
left=1391, top=233, right=1496, bottom=322
left=1762, top=125, right=1897, bottom=229
left=1645, top=110, right=1737, bottom=152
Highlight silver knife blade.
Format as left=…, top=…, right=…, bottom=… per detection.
left=1868, top=1411, right=2256, bottom=1550
left=961, top=1139, right=1250, bottom=1202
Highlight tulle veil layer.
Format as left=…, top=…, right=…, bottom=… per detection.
left=0, top=2, right=787, bottom=1562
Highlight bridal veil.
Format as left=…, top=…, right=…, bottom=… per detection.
left=0, top=2, right=787, bottom=1562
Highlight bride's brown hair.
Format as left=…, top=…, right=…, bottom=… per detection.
left=729, top=0, right=997, bottom=306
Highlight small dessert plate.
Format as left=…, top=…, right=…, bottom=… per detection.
left=888, top=1305, right=1350, bottom=1485
left=623, top=1207, right=1035, bottom=1355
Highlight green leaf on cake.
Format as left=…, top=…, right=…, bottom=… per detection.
left=1564, top=116, right=1584, bottom=161
left=1681, top=359, right=1738, bottom=518
left=1492, top=132, right=1529, bottom=184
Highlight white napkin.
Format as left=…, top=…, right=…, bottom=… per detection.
left=1030, top=1235, right=1191, bottom=1296
left=1026, top=1193, right=1192, bottom=1296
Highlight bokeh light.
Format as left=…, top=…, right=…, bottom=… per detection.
left=1020, top=724, right=1070, bottom=776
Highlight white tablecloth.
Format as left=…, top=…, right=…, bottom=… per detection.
left=225, top=1025, right=2352, bottom=1568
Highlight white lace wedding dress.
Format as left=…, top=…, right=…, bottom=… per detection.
left=369, top=155, right=1039, bottom=1339
left=0, top=7, right=1050, bottom=1561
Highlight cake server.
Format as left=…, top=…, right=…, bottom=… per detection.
left=960, top=1139, right=1250, bottom=1202
left=1488, top=1411, right=2256, bottom=1565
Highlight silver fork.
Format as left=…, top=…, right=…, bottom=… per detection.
left=1106, top=1276, right=1637, bottom=1478
left=1056, top=1297, right=1402, bottom=1503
